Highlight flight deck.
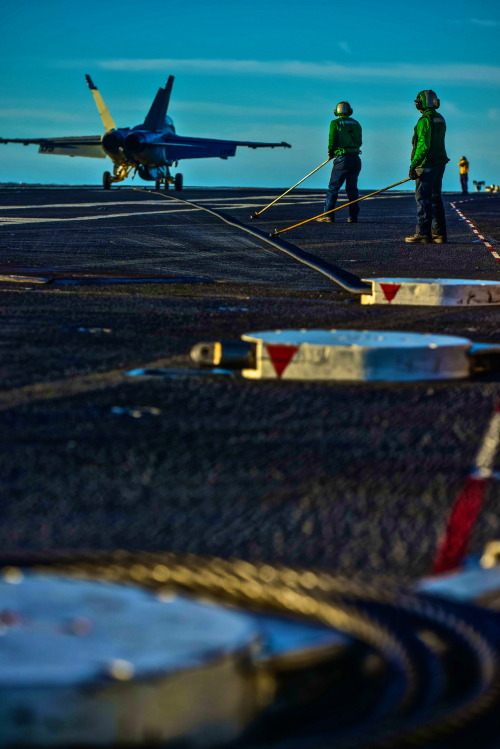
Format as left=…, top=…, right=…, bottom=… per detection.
left=1, top=185, right=500, bottom=583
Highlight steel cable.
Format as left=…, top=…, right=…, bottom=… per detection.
left=131, top=187, right=369, bottom=294
left=2, top=551, right=500, bottom=748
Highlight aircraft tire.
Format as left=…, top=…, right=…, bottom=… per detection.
left=103, top=171, right=112, bottom=190
left=174, top=173, right=183, bottom=191
left=155, top=180, right=162, bottom=191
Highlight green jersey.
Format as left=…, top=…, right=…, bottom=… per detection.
left=328, top=116, right=362, bottom=158
left=410, top=108, right=448, bottom=168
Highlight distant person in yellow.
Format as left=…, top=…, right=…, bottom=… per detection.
left=458, top=156, right=469, bottom=194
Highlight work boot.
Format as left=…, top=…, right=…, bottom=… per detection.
left=316, top=215, right=335, bottom=223
left=347, top=217, right=357, bottom=223
left=405, top=234, right=432, bottom=243
left=432, top=234, right=448, bottom=244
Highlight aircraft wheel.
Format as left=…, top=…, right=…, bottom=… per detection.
left=174, top=173, right=183, bottom=191
left=155, top=179, right=162, bottom=191
left=103, top=171, right=112, bottom=190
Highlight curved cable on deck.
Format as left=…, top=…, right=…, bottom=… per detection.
left=132, top=188, right=370, bottom=295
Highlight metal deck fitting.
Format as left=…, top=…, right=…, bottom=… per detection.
left=238, top=329, right=500, bottom=382
left=0, top=572, right=264, bottom=746
left=361, top=278, right=500, bottom=306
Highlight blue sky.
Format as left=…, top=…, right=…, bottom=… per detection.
left=1, top=0, right=499, bottom=191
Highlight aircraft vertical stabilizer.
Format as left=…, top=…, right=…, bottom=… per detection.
left=143, top=76, right=174, bottom=131
left=85, top=74, right=116, bottom=132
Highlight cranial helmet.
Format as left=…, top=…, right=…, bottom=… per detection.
left=414, top=90, right=440, bottom=110
left=334, top=101, right=353, bottom=117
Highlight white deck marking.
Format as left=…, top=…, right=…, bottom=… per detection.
left=0, top=209, right=200, bottom=226
left=0, top=201, right=194, bottom=211
left=450, top=200, right=500, bottom=263
left=0, top=191, right=410, bottom=228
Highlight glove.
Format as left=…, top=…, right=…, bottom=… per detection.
left=409, top=166, right=418, bottom=180
left=328, top=152, right=335, bottom=160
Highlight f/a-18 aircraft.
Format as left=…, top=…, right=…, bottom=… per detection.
left=0, top=75, right=291, bottom=190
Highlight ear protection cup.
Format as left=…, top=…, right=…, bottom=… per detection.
left=334, top=101, right=353, bottom=117
left=414, top=90, right=440, bottom=110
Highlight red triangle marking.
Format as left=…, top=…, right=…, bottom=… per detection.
left=380, top=282, right=402, bottom=303
left=265, top=344, right=299, bottom=378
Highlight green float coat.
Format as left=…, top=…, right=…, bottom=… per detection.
left=410, top=108, right=448, bottom=168
left=328, top=117, right=362, bottom=158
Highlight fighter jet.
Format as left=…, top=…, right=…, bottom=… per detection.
left=0, top=75, right=291, bottom=190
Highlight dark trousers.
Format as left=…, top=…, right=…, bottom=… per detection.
left=415, top=164, right=447, bottom=237
left=324, top=153, right=361, bottom=219
left=460, top=173, right=468, bottom=194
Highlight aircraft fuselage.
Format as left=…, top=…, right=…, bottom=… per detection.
left=101, top=120, right=240, bottom=178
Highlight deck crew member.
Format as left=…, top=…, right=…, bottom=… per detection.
left=317, top=101, right=362, bottom=223
left=406, top=90, right=449, bottom=244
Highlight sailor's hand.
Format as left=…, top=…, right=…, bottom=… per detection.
left=409, top=166, right=418, bottom=180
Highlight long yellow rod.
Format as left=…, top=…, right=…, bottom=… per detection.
left=250, top=158, right=331, bottom=219
left=270, top=177, right=412, bottom=236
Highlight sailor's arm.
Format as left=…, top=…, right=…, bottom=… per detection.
left=328, top=120, right=339, bottom=157
left=410, top=118, right=431, bottom=168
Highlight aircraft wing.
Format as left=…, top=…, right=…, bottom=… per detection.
left=0, top=136, right=106, bottom=159
left=227, top=140, right=291, bottom=149
left=136, top=134, right=291, bottom=163
left=146, top=137, right=291, bottom=150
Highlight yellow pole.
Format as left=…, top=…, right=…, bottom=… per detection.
left=270, top=178, right=412, bottom=236
left=250, top=158, right=331, bottom=219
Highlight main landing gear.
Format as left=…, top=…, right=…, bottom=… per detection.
left=103, top=171, right=112, bottom=190
left=102, top=165, right=183, bottom=190
left=102, top=165, right=133, bottom=190
left=154, top=168, right=183, bottom=191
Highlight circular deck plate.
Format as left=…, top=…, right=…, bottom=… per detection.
left=361, top=278, right=500, bottom=306
left=0, top=572, right=262, bottom=747
left=0, top=571, right=351, bottom=747
left=241, top=329, right=473, bottom=382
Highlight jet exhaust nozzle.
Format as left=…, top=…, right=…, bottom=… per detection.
left=101, top=130, right=126, bottom=155
left=125, top=132, right=147, bottom=153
